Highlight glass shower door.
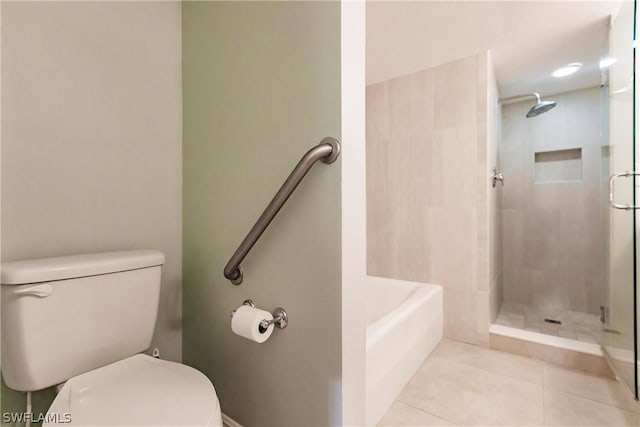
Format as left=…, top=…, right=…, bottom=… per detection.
left=602, top=0, right=638, bottom=398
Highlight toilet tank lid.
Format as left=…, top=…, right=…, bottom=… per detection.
left=1, top=250, right=165, bottom=285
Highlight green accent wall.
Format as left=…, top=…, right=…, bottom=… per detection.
left=182, top=2, right=342, bottom=425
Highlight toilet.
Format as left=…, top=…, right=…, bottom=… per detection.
left=1, top=250, right=222, bottom=426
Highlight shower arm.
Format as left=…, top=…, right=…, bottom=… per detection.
left=498, top=92, right=541, bottom=104
left=223, top=137, right=341, bottom=285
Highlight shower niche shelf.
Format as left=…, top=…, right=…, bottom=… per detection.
left=534, top=148, right=582, bottom=183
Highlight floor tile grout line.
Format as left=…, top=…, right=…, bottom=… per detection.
left=547, top=388, right=639, bottom=416
left=541, top=360, right=614, bottom=379
left=541, top=362, right=639, bottom=414
left=429, top=352, right=544, bottom=387
left=384, top=341, right=637, bottom=426
left=545, top=387, right=638, bottom=414
left=396, top=397, right=462, bottom=426
left=400, top=351, right=546, bottom=426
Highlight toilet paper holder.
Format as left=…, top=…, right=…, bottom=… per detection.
left=230, top=299, right=288, bottom=330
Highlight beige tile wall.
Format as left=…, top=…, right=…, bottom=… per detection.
left=500, top=87, right=606, bottom=316
left=366, top=52, right=499, bottom=346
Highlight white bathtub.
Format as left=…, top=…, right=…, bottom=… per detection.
left=366, top=276, right=443, bottom=426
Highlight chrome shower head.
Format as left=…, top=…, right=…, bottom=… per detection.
left=499, top=92, right=557, bottom=118
left=526, top=100, right=557, bottom=117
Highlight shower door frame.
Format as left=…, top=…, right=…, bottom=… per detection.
left=601, top=0, right=639, bottom=400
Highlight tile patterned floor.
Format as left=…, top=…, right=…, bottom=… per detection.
left=495, top=301, right=602, bottom=344
left=379, top=339, right=639, bottom=426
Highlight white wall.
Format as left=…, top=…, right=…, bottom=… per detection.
left=366, top=1, right=618, bottom=97
left=341, top=1, right=367, bottom=425
left=1, top=0, right=182, bottom=416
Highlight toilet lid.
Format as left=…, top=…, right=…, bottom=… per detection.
left=45, top=354, right=221, bottom=426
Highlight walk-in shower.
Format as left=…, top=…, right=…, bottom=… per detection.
left=492, top=0, right=639, bottom=397
left=498, top=92, right=557, bottom=118
left=494, top=85, right=607, bottom=347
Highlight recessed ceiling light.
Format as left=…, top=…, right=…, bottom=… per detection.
left=552, top=63, right=582, bottom=78
left=599, top=57, right=617, bottom=69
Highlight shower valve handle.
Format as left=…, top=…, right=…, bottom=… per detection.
left=492, top=168, right=504, bottom=188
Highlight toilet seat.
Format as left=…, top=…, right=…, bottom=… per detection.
left=44, top=354, right=222, bottom=426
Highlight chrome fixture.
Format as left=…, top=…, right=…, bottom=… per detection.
left=224, top=137, right=340, bottom=285
left=230, top=299, right=256, bottom=316
left=498, top=92, right=557, bottom=118
left=230, top=299, right=288, bottom=330
left=492, top=168, right=504, bottom=188
left=600, top=305, right=608, bottom=324
left=608, top=171, right=640, bottom=210
left=259, top=308, right=288, bottom=331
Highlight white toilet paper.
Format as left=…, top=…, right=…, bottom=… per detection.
left=231, top=305, right=274, bottom=343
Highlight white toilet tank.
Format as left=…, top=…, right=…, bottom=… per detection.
left=1, top=250, right=165, bottom=391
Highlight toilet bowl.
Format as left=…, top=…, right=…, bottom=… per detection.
left=1, top=250, right=223, bottom=426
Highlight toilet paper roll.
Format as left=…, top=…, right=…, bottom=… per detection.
left=231, top=305, right=274, bottom=343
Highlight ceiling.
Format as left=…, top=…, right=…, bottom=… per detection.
left=366, top=1, right=625, bottom=97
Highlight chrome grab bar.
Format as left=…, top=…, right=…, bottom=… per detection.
left=608, top=170, right=639, bottom=210
left=224, top=137, right=341, bottom=285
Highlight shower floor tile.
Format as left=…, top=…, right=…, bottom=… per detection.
left=378, top=339, right=639, bottom=427
left=495, top=301, right=602, bottom=345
